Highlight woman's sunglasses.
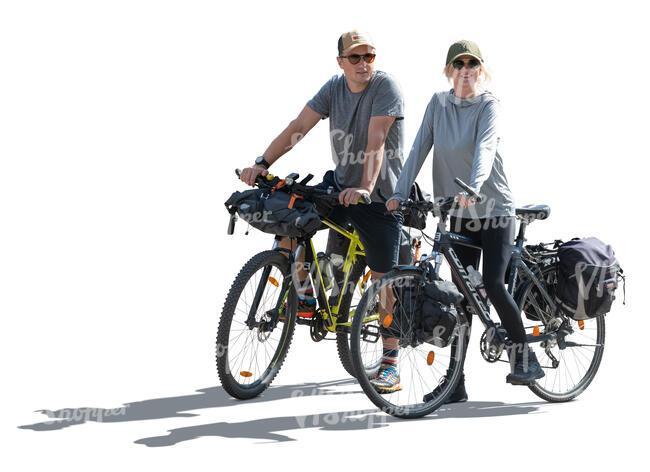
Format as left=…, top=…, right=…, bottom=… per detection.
left=339, top=53, right=376, bottom=65
left=452, top=58, right=480, bottom=70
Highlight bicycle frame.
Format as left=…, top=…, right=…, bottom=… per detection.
left=423, top=215, right=559, bottom=346
left=318, top=217, right=367, bottom=323
left=244, top=217, right=367, bottom=333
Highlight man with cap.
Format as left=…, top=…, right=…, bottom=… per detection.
left=239, top=30, right=406, bottom=393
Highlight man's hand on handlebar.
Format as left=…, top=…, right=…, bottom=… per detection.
left=339, top=187, right=371, bottom=207
left=240, top=164, right=268, bottom=187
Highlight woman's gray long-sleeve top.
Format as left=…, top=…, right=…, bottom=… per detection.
left=391, top=89, right=515, bottom=219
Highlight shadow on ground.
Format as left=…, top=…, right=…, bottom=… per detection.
left=18, top=378, right=545, bottom=444
left=133, top=400, right=545, bottom=445
left=17, top=379, right=361, bottom=432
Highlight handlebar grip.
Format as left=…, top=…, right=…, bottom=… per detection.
left=235, top=167, right=272, bottom=186
left=454, top=177, right=484, bottom=203
left=360, top=194, right=372, bottom=205
left=227, top=213, right=237, bottom=235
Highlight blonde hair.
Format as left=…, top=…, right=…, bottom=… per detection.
left=443, top=61, right=491, bottom=91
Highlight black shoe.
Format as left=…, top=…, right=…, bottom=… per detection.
left=423, top=374, right=467, bottom=404
left=506, top=344, right=545, bottom=385
left=446, top=375, right=468, bottom=403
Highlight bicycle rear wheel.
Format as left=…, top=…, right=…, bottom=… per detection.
left=518, top=265, right=605, bottom=402
left=336, top=262, right=382, bottom=379
left=349, top=269, right=467, bottom=418
left=216, top=250, right=297, bottom=399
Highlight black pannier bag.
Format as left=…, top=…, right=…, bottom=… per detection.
left=389, top=278, right=464, bottom=348
left=225, top=188, right=322, bottom=238
left=555, top=237, right=622, bottom=320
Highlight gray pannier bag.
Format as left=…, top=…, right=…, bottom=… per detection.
left=555, top=237, right=624, bottom=320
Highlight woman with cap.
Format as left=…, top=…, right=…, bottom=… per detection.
left=387, top=40, right=544, bottom=402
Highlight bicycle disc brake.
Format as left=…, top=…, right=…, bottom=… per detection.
left=256, top=310, right=274, bottom=342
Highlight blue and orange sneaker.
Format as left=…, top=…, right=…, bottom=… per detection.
left=295, top=297, right=316, bottom=318
left=369, top=363, right=402, bottom=393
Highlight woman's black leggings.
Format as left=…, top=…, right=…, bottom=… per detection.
left=449, top=216, right=527, bottom=345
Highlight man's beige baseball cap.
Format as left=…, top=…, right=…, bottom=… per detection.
left=338, top=30, right=375, bottom=55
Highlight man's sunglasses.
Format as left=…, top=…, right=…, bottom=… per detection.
left=452, top=58, right=481, bottom=70
left=339, top=53, right=376, bottom=65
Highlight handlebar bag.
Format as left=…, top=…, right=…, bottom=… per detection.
left=555, top=237, right=622, bottom=320
left=402, top=182, right=430, bottom=230
left=225, top=188, right=322, bottom=238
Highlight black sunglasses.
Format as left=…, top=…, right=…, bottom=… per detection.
left=452, top=58, right=480, bottom=70
left=339, top=53, right=376, bottom=65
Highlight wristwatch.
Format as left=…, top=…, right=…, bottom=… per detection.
left=254, top=156, right=271, bottom=169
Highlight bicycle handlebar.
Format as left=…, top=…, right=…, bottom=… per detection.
left=234, top=168, right=371, bottom=205
left=454, top=177, right=485, bottom=203
left=387, top=177, right=484, bottom=217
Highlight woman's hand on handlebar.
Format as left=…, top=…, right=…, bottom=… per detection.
left=456, top=192, right=476, bottom=209
left=385, top=198, right=400, bottom=212
left=339, top=187, right=370, bottom=207
left=240, top=164, right=268, bottom=187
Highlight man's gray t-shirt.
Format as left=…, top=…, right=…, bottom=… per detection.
left=306, top=70, right=404, bottom=202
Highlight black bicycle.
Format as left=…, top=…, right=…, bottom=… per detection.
left=349, top=178, right=608, bottom=418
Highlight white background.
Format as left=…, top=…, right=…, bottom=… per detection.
left=1, top=0, right=646, bottom=469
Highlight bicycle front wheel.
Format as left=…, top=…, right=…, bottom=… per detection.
left=349, top=269, right=467, bottom=418
left=518, top=265, right=605, bottom=402
left=216, top=250, right=297, bottom=399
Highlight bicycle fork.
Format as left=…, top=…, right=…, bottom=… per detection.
left=245, top=239, right=295, bottom=330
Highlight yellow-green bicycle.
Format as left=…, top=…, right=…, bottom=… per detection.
left=217, top=170, right=386, bottom=399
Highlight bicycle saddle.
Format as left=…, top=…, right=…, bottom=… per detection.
left=515, top=204, right=550, bottom=221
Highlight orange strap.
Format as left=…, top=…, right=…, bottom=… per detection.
left=288, top=193, right=303, bottom=209
left=271, top=179, right=286, bottom=194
